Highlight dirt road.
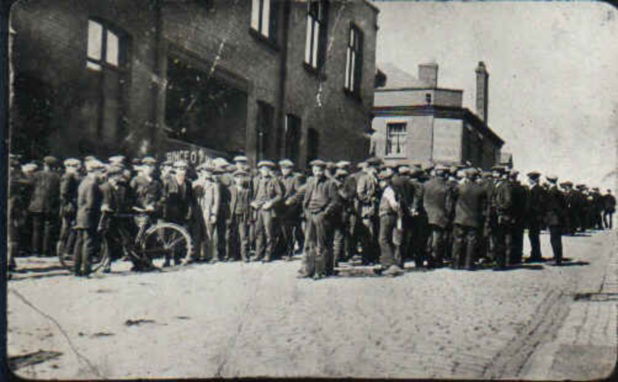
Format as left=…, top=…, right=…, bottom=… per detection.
left=7, top=230, right=617, bottom=379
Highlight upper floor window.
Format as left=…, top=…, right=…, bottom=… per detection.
left=87, top=19, right=127, bottom=71
left=251, top=0, right=279, bottom=42
left=386, top=123, right=406, bottom=156
left=304, top=0, right=328, bottom=70
left=344, top=24, right=363, bottom=95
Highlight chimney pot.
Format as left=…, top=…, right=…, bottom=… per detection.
left=418, top=63, right=438, bottom=88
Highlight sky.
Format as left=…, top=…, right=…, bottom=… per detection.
left=373, top=0, right=618, bottom=191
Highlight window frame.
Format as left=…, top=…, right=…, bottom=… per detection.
left=344, top=23, right=363, bottom=97
left=385, top=122, right=407, bottom=157
left=86, top=18, right=128, bottom=73
left=250, top=0, right=280, bottom=46
left=304, top=0, right=328, bottom=72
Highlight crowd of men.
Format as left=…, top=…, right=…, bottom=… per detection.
left=8, top=153, right=616, bottom=279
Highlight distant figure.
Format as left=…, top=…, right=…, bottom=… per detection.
left=603, top=189, right=616, bottom=229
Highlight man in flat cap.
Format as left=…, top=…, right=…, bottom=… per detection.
left=160, top=160, right=194, bottom=266
left=251, top=160, right=284, bottom=262
left=130, top=156, right=164, bottom=218
left=58, top=158, right=83, bottom=259
left=561, top=181, right=577, bottom=235
left=73, top=159, right=105, bottom=276
left=422, top=164, right=451, bottom=268
left=228, top=170, right=253, bottom=262
left=490, top=166, right=514, bottom=270
left=278, top=159, right=305, bottom=261
left=544, top=175, right=566, bottom=264
left=356, top=157, right=381, bottom=265
left=525, top=171, right=545, bottom=262
left=451, top=168, right=487, bottom=269
left=8, top=155, right=30, bottom=275
left=509, top=170, right=527, bottom=264
left=28, top=155, right=61, bottom=257
left=299, top=159, right=340, bottom=280
left=331, top=166, right=355, bottom=270
left=193, top=163, right=221, bottom=262
left=99, top=165, right=134, bottom=272
left=603, top=189, right=615, bottom=229
left=377, top=170, right=405, bottom=276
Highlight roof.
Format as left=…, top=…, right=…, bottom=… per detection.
left=377, top=63, right=430, bottom=89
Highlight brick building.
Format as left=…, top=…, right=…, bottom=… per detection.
left=371, top=61, right=504, bottom=169
left=9, top=0, right=379, bottom=167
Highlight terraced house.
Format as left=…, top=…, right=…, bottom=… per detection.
left=9, top=0, right=379, bottom=166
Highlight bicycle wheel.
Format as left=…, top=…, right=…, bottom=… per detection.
left=141, top=222, right=193, bottom=268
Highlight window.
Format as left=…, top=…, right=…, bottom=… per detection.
left=344, top=24, right=363, bottom=95
left=87, top=19, right=126, bottom=71
left=386, top=123, right=407, bottom=156
left=251, top=0, right=279, bottom=41
left=307, top=128, right=319, bottom=163
left=304, top=0, right=328, bottom=70
left=257, top=101, right=275, bottom=161
left=84, top=18, right=129, bottom=145
left=284, top=114, right=301, bottom=164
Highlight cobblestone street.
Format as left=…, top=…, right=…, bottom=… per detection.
left=7, top=230, right=617, bottom=379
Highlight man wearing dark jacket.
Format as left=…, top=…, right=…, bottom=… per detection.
left=422, top=165, right=451, bottom=268
left=509, top=170, right=527, bottom=264
left=545, top=175, right=566, bottom=264
left=603, top=189, right=616, bottom=229
left=491, top=167, right=514, bottom=270
left=299, top=160, right=340, bottom=280
left=452, top=168, right=487, bottom=270
left=525, top=171, right=545, bottom=262
left=28, top=156, right=61, bottom=256
left=73, top=159, right=105, bottom=277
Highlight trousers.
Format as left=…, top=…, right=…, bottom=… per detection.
left=549, top=225, right=563, bottom=264
left=73, top=228, right=97, bottom=276
left=31, top=212, right=58, bottom=256
left=378, top=214, right=398, bottom=269
left=301, top=211, right=332, bottom=277
left=452, top=224, right=479, bottom=269
left=255, top=209, right=276, bottom=261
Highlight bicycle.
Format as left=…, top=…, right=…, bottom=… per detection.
left=57, top=207, right=193, bottom=272
left=98, top=206, right=193, bottom=270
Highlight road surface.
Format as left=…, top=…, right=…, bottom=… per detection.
left=7, top=229, right=617, bottom=379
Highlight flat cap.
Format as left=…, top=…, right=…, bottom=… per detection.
left=309, top=159, right=327, bottom=167
left=43, top=156, right=58, bottom=165
left=563, top=181, right=573, bottom=186
left=85, top=159, right=105, bottom=171
left=21, top=163, right=38, bottom=173
left=527, top=171, right=540, bottom=178
left=335, top=168, right=349, bottom=177
left=434, top=164, right=448, bottom=172
left=64, top=158, right=81, bottom=167
left=278, top=159, right=294, bottom=168
left=108, top=155, right=126, bottom=164
left=161, top=159, right=173, bottom=166
left=106, top=165, right=124, bottom=175
left=173, top=160, right=188, bottom=169
left=233, top=155, right=248, bottom=163
left=366, top=157, right=382, bottom=166
left=378, top=170, right=392, bottom=180
left=383, top=162, right=399, bottom=169
left=465, top=168, right=479, bottom=177
left=234, top=169, right=249, bottom=177
left=491, top=165, right=506, bottom=172
left=141, top=156, right=157, bottom=165
left=257, top=160, right=276, bottom=168
left=357, top=161, right=368, bottom=169
left=335, top=161, right=351, bottom=169
left=212, top=157, right=230, bottom=167
left=546, top=174, right=558, bottom=182
left=398, top=165, right=411, bottom=175
left=196, top=162, right=212, bottom=172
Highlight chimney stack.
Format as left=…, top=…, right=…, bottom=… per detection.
left=475, top=61, right=489, bottom=123
left=418, top=63, right=438, bottom=88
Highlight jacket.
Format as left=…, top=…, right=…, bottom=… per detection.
left=28, top=169, right=61, bottom=214
left=453, top=180, right=487, bottom=228
left=423, top=177, right=450, bottom=228
left=74, top=175, right=103, bottom=229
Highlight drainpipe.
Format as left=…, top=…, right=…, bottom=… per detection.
left=276, top=0, right=291, bottom=160
left=151, top=0, right=163, bottom=155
